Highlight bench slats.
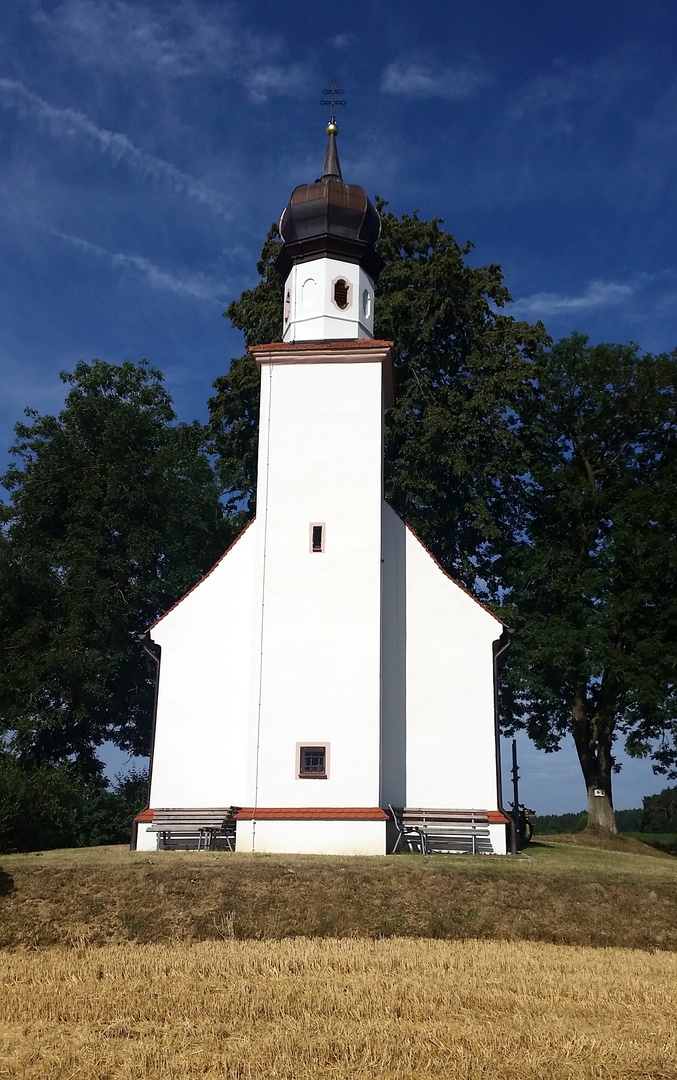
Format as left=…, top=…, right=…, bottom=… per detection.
left=146, top=807, right=240, bottom=851
left=389, top=806, right=497, bottom=856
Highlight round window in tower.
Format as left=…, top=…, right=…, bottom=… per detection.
left=333, top=279, right=349, bottom=310
left=284, top=290, right=291, bottom=322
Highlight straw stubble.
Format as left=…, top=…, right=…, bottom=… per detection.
left=0, top=936, right=675, bottom=1078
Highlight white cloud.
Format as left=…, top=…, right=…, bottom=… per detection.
left=32, top=0, right=311, bottom=102
left=331, top=33, right=354, bottom=51
left=381, top=58, right=487, bottom=100
left=45, top=226, right=225, bottom=302
left=510, top=280, right=635, bottom=318
left=0, top=79, right=231, bottom=218
left=34, top=0, right=247, bottom=76
left=510, top=68, right=591, bottom=119
left=244, top=64, right=310, bottom=105
left=510, top=56, right=643, bottom=122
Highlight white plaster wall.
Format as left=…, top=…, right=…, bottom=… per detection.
left=135, top=823, right=157, bottom=851
left=235, top=819, right=386, bottom=855
left=282, top=257, right=375, bottom=342
left=489, top=824, right=508, bottom=855
left=148, top=524, right=255, bottom=809
left=381, top=503, right=504, bottom=813
left=247, top=360, right=384, bottom=815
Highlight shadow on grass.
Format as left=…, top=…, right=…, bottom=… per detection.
left=0, top=868, right=15, bottom=896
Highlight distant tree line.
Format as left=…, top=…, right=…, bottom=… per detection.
left=536, top=785, right=677, bottom=838
left=536, top=809, right=643, bottom=835
left=1, top=207, right=677, bottom=850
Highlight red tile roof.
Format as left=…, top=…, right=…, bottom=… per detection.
left=235, top=807, right=389, bottom=821
left=137, top=807, right=505, bottom=824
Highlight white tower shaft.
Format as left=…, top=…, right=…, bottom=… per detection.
left=244, top=343, right=394, bottom=829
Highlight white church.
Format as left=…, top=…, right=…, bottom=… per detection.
left=133, top=119, right=512, bottom=857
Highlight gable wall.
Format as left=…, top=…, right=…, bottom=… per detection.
left=381, top=503, right=502, bottom=812
left=148, top=524, right=255, bottom=809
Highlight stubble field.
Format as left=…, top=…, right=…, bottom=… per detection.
left=1, top=936, right=676, bottom=1079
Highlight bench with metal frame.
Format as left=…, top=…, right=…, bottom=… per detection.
left=147, top=807, right=240, bottom=851
left=388, top=806, right=494, bottom=855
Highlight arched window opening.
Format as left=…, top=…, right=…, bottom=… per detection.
left=334, top=279, right=349, bottom=310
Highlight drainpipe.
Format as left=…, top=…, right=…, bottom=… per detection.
left=130, top=632, right=161, bottom=850
left=492, top=626, right=517, bottom=855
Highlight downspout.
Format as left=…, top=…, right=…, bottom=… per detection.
left=130, top=633, right=161, bottom=850
left=492, top=626, right=517, bottom=854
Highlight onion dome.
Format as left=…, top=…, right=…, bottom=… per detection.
left=276, top=122, right=384, bottom=280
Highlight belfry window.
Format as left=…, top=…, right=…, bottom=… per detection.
left=333, top=279, right=349, bottom=309
left=310, top=523, right=325, bottom=552
left=298, top=745, right=328, bottom=778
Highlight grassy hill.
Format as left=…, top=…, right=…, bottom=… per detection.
left=1, top=834, right=676, bottom=951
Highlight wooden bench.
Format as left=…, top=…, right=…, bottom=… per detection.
left=389, top=806, right=496, bottom=855
left=147, top=808, right=240, bottom=851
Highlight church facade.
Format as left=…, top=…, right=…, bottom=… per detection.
left=134, top=121, right=511, bottom=856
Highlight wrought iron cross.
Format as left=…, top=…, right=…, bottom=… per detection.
left=321, top=80, right=346, bottom=124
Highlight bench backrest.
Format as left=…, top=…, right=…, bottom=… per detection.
left=150, top=808, right=239, bottom=830
left=400, top=808, right=490, bottom=828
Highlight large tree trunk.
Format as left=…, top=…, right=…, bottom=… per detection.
left=570, top=693, right=618, bottom=835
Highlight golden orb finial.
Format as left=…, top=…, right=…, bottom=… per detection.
left=326, top=120, right=339, bottom=136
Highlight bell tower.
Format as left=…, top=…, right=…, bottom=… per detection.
left=238, top=110, right=394, bottom=853
left=277, top=117, right=383, bottom=342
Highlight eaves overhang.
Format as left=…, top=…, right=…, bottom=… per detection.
left=249, top=339, right=396, bottom=408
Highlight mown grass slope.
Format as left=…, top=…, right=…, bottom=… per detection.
left=1, top=835, right=675, bottom=951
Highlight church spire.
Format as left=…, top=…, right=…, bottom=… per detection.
left=276, top=82, right=384, bottom=341
left=319, top=80, right=345, bottom=180
left=321, top=121, right=342, bottom=180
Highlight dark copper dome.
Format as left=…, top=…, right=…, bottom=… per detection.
left=276, top=128, right=384, bottom=280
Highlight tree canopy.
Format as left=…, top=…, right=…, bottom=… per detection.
left=502, top=334, right=677, bottom=830
left=642, top=784, right=677, bottom=833
left=209, top=206, right=548, bottom=593
left=0, top=360, right=232, bottom=775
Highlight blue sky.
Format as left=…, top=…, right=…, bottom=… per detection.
left=1, top=0, right=676, bottom=814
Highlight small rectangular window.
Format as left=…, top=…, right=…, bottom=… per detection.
left=298, top=744, right=328, bottom=778
left=310, top=523, right=325, bottom=552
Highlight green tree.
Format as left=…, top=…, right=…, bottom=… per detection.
left=642, top=785, right=677, bottom=833
left=209, top=208, right=548, bottom=592
left=0, top=753, right=149, bottom=853
left=502, top=334, right=677, bottom=833
left=0, top=360, right=233, bottom=774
